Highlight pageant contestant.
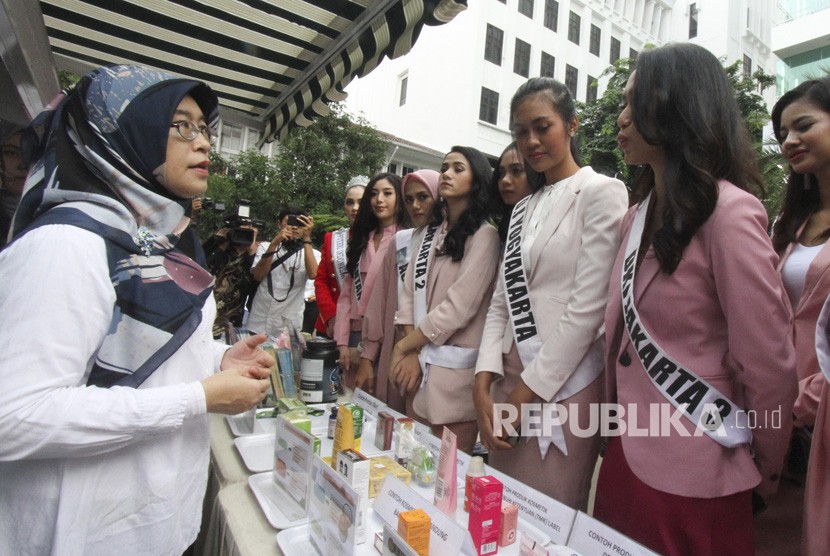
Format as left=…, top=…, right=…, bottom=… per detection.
left=335, top=173, right=405, bottom=387
left=314, top=177, right=366, bottom=337
left=771, top=76, right=830, bottom=555
left=474, top=77, right=627, bottom=508
left=392, top=147, right=500, bottom=453
left=491, top=141, right=539, bottom=243
left=357, top=170, right=439, bottom=412
left=594, top=43, right=796, bottom=555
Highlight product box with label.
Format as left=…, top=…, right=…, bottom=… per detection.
left=468, top=475, right=504, bottom=556
left=368, top=455, right=412, bottom=498
left=336, top=448, right=370, bottom=540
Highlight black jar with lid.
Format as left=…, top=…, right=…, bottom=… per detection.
left=300, top=337, right=340, bottom=403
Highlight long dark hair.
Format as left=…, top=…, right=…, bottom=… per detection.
left=629, top=43, right=764, bottom=274
left=509, top=77, right=581, bottom=167
left=346, top=172, right=405, bottom=275
left=490, top=142, right=543, bottom=241
left=432, top=146, right=494, bottom=261
left=771, top=77, right=830, bottom=253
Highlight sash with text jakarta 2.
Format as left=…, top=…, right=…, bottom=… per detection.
left=413, top=223, right=477, bottom=379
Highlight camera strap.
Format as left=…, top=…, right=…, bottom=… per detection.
left=266, top=245, right=301, bottom=302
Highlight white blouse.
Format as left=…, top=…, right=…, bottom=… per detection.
left=0, top=224, right=223, bottom=556
left=781, top=242, right=824, bottom=307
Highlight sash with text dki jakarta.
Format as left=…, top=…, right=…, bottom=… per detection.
left=621, top=194, right=751, bottom=447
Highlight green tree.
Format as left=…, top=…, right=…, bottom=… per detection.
left=196, top=104, right=386, bottom=244
left=577, top=58, right=635, bottom=181
left=275, top=103, right=389, bottom=214
left=577, top=55, right=787, bottom=222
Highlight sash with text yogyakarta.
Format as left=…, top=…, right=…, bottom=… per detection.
left=332, top=227, right=348, bottom=291
left=502, top=195, right=543, bottom=366
left=621, top=193, right=751, bottom=447
left=501, top=191, right=602, bottom=456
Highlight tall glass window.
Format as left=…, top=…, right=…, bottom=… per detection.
left=484, top=24, right=504, bottom=65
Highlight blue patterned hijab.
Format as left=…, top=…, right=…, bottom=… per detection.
left=11, top=65, right=219, bottom=388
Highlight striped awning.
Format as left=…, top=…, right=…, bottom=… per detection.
left=38, top=0, right=466, bottom=144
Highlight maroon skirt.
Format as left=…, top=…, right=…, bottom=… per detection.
left=593, top=436, right=754, bottom=556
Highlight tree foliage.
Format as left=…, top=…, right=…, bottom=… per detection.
left=576, top=54, right=787, bottom=222
left=275, top=103, right=389, bottom=215
left=196, top=103, right=388, bottom=243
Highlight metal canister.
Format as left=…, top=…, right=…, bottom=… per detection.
left=300, top=337, right=340, bottom=403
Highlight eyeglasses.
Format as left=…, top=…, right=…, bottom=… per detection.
left=170, top=121, right=217, bottom=145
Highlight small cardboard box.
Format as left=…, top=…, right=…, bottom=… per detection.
left=397, top=508, right=431, bottom=556
left=468, top=475, right=503, bottom=556
left=374, top=411, right=395, bottom=451
left=368, top=455, right=412, bottom=498
left=336, top=448, right=370, bottom=542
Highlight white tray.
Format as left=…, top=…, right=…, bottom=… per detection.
left=227, top=404, right=375, bottom=437
left=276, top=506, right=552, bottom=556
left=234, top=421, right=388, bottom=474
left=234, top=434, right=276, bottom=473
left=226, top=411, right=278, bottom=436
left=248, top=471, right=308, bottom=530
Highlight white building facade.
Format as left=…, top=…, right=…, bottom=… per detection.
left=343, top=0, right=780, bottom=166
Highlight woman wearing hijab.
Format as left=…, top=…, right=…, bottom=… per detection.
left=356, top=169, right=439, bottom=411
left=0, top=65, right=273, bottom=555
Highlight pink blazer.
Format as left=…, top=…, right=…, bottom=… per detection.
left=335, top=225, right=397, bottom=346
left=361, top=228, right=423, bottom=402
left=778, top=238, right=830, bottom=427
left=396, top=221, right=500, bottom=424
left=604, top=181, right=797, bottom=498
left=476, top=166, right=628, bottom=402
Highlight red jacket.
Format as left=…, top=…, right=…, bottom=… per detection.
left=314, top=230, right=342, bottom=335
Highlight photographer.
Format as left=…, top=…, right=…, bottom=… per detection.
left=248, top=206, right=320, bottom=336
left=203, top=212, right=261, bottom=339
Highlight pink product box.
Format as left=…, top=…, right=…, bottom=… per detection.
left=500, top=501, right=518, bottom=547
left=468, top=475, right=504, bottom=556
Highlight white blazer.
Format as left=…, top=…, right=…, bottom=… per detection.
left=475, top=166, right=628, bottom=402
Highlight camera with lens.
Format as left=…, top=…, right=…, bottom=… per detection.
left=223, top=199, right=264, bottom=246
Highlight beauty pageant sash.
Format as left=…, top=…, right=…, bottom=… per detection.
left=503, top=192, right=603, bottom=457
left=620, top=194, right=751, bottom=447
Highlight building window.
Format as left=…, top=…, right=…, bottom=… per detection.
left=629, top=47, right=639, bottom=60
left=514, top=39, right=531, bottom=77
left=484, top=24, right=504, bottom=65
left=565, top=64, right=578, bottom=98
left=544, top=0, right=558, bottom=31
left=540, top=51, right=556, bottom=78
left=388, top=162, right=398, bottom=174
left=479, top=87, right=499, bottom=125
left=246, top=128, right=259, bottom=151
left=743, top=54, right=752, bottom=78
left=689, top=3, right=698, bottom=38
left=402, top=166, right=415, bottom=176
left=586, top=75, right=598, bottom=103
left=220, top=123, right=242, bottom=154
left=610, top=36, right=621, bottom=63
left=589, top=24, right=601, bottom=56
left=568, top=11, right=581, bottom=45
left=519, top=0, right=534, bottom=18
left=399, top=74, right=408, bottom=106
